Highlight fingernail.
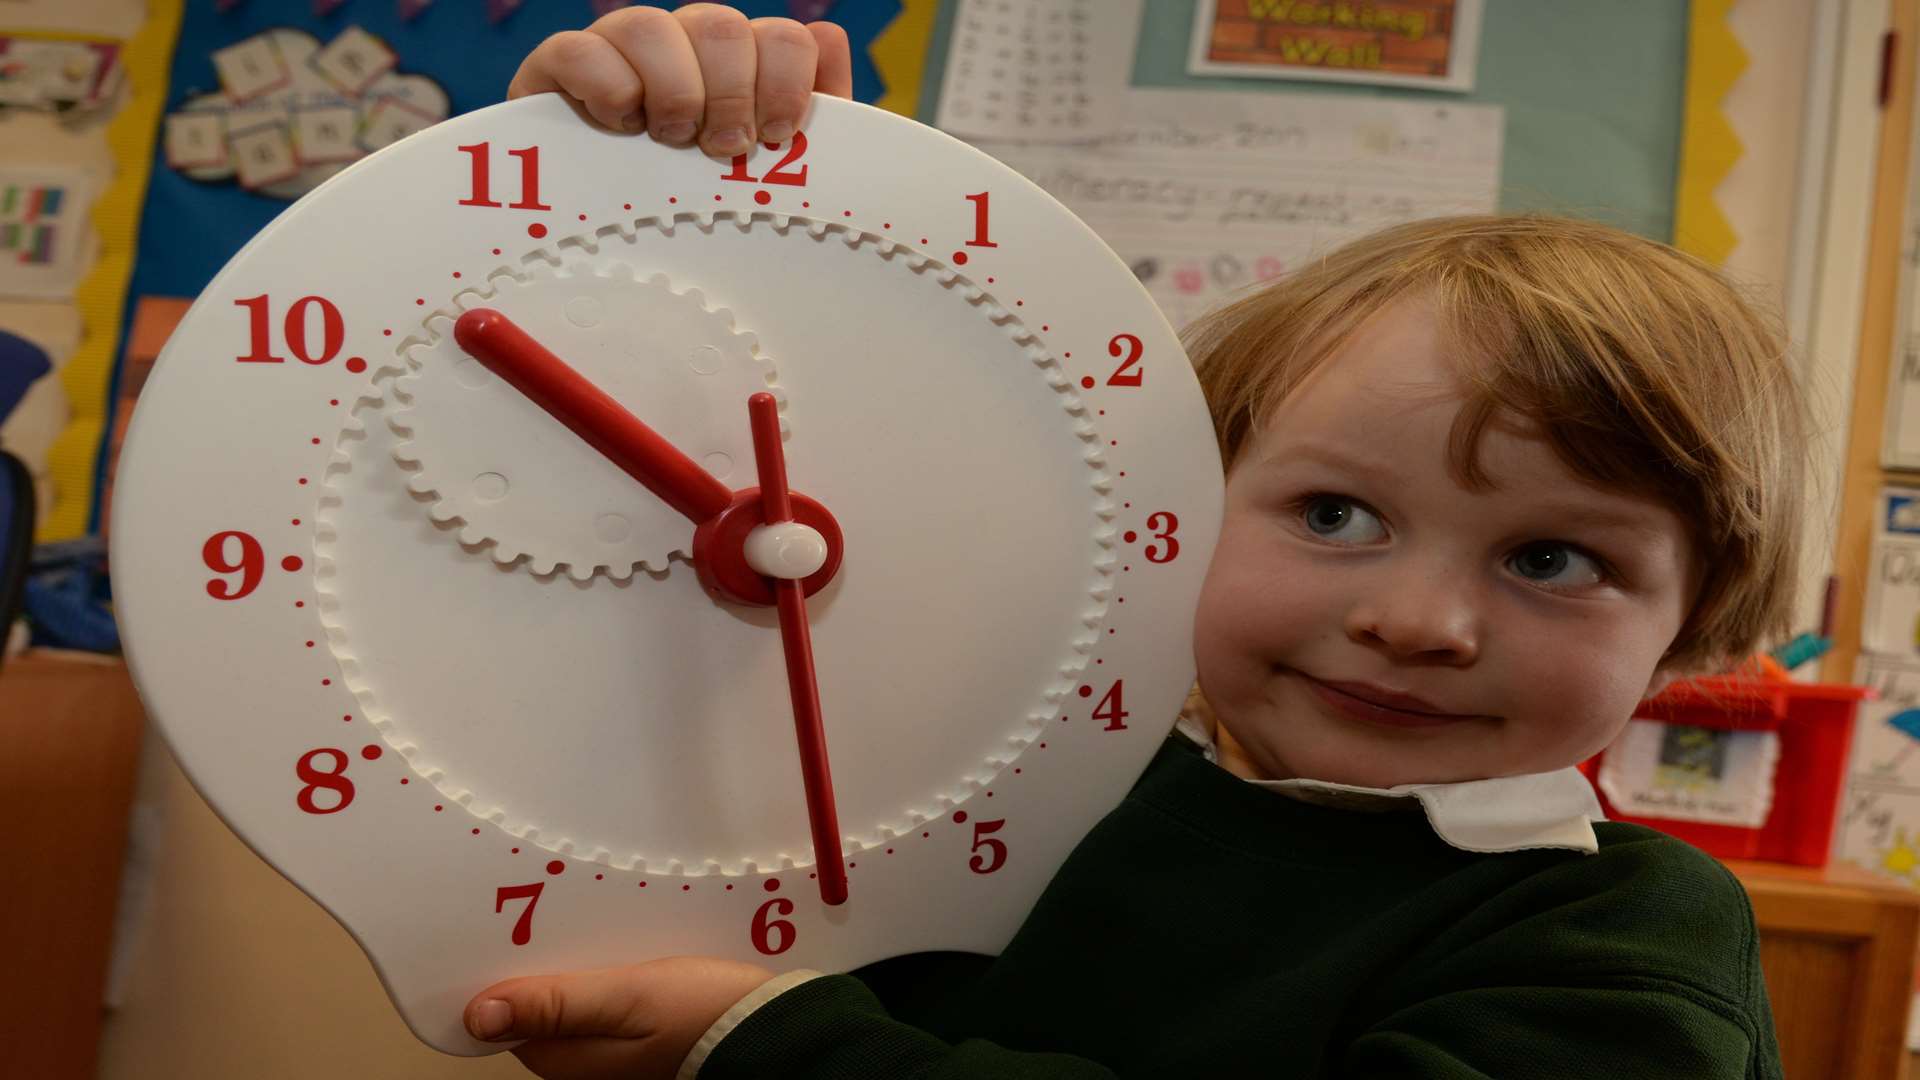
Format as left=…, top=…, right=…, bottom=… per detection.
left=762, top=122, right=794, bottom=144
left=656, top=121, right=696, bottom=144
left=708, top=128, right=749, bottom=155
left=470, top=998, right=512, bottom=1040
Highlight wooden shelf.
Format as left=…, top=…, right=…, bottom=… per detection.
left=1727, top=858, right=1920, bottom=1079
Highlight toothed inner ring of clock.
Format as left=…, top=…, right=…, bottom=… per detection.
left=311, top=211, right=1121, bottom=877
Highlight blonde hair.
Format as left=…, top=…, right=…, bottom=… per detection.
left=1183, top=214, right=1806, bottom=675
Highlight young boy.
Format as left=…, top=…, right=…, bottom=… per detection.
left=465, top=8, right=1796, bottom=1077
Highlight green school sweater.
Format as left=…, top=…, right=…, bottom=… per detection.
left=701, top=735, right=1783, bottom=1079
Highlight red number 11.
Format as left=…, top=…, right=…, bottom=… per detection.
left=458, top=143, right=551, bottom=210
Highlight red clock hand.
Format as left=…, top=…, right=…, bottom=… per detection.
left=746, top=391, right=847, bottom=907
left=452, top=308, right=733, bottom=525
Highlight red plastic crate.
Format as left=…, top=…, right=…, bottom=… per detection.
left=1581, top=674, right=1871, bottom=866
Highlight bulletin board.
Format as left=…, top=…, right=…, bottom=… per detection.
left=917, top=0, right=1690, bottom=243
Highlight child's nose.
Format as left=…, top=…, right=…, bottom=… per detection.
left=1343, top=569, right=1480, bottom=664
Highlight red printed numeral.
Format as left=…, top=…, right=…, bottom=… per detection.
left=495, top=883, right=544, bottom=946
left=969, top=818, right=1008, bottom=875
left=1092, top=680, right=1129, bottom=731
left=1106, top=333, right=1144, bottom=387
left=965, top=191, right=997, bottom=248
left=751, top=896, right=797, bottom=955
left=458, top=142, right=550, bottom=210
left=295, top=748, right=355, bottom=814
left=722, top=132, right=810, bottom=186
left=1145, top=511, right=1180, bottom=564
left=203, top=530, right=264, bottom=600
left=236, top=294, right=345, bottom=366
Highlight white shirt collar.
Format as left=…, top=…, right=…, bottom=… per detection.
left=1174, top=718, right=1606, bottom=855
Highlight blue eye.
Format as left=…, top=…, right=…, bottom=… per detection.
left=1299, top=496, right=1386, bottom=544
left=1510, top=543, right=1604, bottom=588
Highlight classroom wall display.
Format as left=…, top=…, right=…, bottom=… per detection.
left=1188, top=0, right=1482, bottom=92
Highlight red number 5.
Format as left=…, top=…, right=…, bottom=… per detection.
left=969, top=818, right=1008, bottom=875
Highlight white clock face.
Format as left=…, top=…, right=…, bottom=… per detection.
left=112, top=93, right=1222, bottom=1054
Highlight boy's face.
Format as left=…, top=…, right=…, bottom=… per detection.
left=1193, top=298, right=1697, bottom=788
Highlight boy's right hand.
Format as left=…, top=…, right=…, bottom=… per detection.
left=510, top=4, right=853, bottom=160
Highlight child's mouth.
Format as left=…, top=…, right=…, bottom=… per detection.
left=1292, top=671, right=1484, bottom=729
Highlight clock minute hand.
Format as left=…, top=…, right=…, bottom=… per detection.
left=453, top=308, right=733, bottom=526
left=746, top=391, right=848, bottom=907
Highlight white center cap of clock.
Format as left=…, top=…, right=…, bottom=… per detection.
left=744, top=521, right=829, bottom=579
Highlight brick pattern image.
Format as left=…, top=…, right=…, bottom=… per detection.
left=1205, top=0, right=1457, bottom=78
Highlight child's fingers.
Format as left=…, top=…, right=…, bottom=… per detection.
left=508, top=32, right=643, bottom=132
left=674, top=3, right=759, bottom=158
left=749, top=17, right=818, bottom=145
left=589, top=7, right=704, bottom=146
left=808, top=21, right=853, bottom=98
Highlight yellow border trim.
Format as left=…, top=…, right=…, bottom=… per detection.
left=1671, top=0, right=1747, bottom=265
left=39, top=0, right=184, bottom=541
left=871, top=0, right=939, bottom=118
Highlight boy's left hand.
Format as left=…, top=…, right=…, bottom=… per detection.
left=464, top=956, right=776, bottom=1080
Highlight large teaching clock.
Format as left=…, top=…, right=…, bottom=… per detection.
left=110, top=92, right=1222, bottom=1055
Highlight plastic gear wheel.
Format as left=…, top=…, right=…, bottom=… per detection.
left=387, top=261, right=782, bottom=581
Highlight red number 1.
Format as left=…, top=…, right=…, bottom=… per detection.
left=965, top=192, right=997, bottom=248
left=459, top=143, right=551, bottom=211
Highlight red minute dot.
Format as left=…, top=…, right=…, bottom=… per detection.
left=311, top=437, right=320, bottom=445
left=623, top=203, right=632, bottom=210
left=1064, top=351, right=1072, bottom=358
left=919, top=237, right=928, bottom=244
left=669, top=196, right=679, bottom=204
left=472, top=828, right=480, bottom=834
left=491, top=248, right=501, bottom=255
left=414, top=298, right=424, bottom=306
left=528, top=223, right=548, bottom=238
left=341, top=714, right=350, bottom=721
left=282, top=555, right=303, bottom=572
left=1015, top=300, right=1024, bottom=306
left=511, top=847, right=520, bottom=853
left=639, top=881, right=648, bottom=887
left=451, top=271, right=461, bottom=279
left=754, top=190, right=771, bottom=205
left=305, top=640, right=314, bottom=648
left=297, top=478, right=308, bottom=486
left=843, top=210, right=852, bottom=217
left=578, top=213, right=587, bottom=221
left=382, top=328, right=393, bottom=336
left=765, top=878, right=780, bottom=892
left=434, top=805, right=443, bottom=812
left=1042, top=325, right=1050, bottom=331
left=1124, top=531, right=1138, bottom=543
left=1110, top=439, right=1118, bottom=446
left=361, top=745, right=382, bottom=760
left=922, top=832, right=930, bottom=838
left=330, top=398, right=340, bottom=405
left=714, top=194, right=723, bottom=202
left=547, top=860, right=564, bottom=875
left=1078, top=685, right=1092, bottom=697
left=320, top=678, right=330, bottom=686
left=1081, top=377, right=1095, bottom=389
left=294, top=601, right=304, bottom=608
left=682, top=884, right=691, bottom=891
left=802, top=201, right=810, bottom=207
left=986, top=277, right=994, bottom=283
left=952, top=251, right=969, bottom=265
left=1014, top=768, right=1022, bottom=774
left=883, top=222, right=891, bottom=229
left=725, top=883, right=734, bottom=890
left=400, top=777, right=409, bottom=784
left=886, top=848, right=894, bottom=854
left=596, top=873, right=605, bottom=880
left=346, top=357, right=366, bottom=373
left=952, top=810, right=968, bottom=824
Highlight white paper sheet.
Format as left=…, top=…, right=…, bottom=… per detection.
left=934, top=0, right=1144, bottom=141
left=1862, top=487, right=1920, bottom=658
left=1839, top=655, right=1920, bottom=888
left=975, top=88, right=1503, bottom=330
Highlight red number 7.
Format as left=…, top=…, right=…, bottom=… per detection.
left=495, top=882, right=544, bottom=946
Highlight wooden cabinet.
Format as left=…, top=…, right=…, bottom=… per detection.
left=1728, top=858, right=1920, bottom=1079
left=0, top=653, right=146, bottom=1080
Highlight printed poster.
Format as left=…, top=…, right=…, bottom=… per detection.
left=1189, top=0, right=1482, bottom=92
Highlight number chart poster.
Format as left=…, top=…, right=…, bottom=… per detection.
left=1189, top=0, right=1482, bottom=92
left=93, top=0, right=909, bottom=534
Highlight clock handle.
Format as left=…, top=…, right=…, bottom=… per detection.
left=748, top=392, right=848, bottom=906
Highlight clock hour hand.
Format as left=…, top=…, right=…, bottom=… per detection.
left=745, top=391, right=848, bottom=907
left=453, top=308, right=733, bottom=525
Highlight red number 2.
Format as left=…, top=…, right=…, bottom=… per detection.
left=495, top=883, right=544, bottom=946
left=1106, top=334, right=1144, bottom=387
